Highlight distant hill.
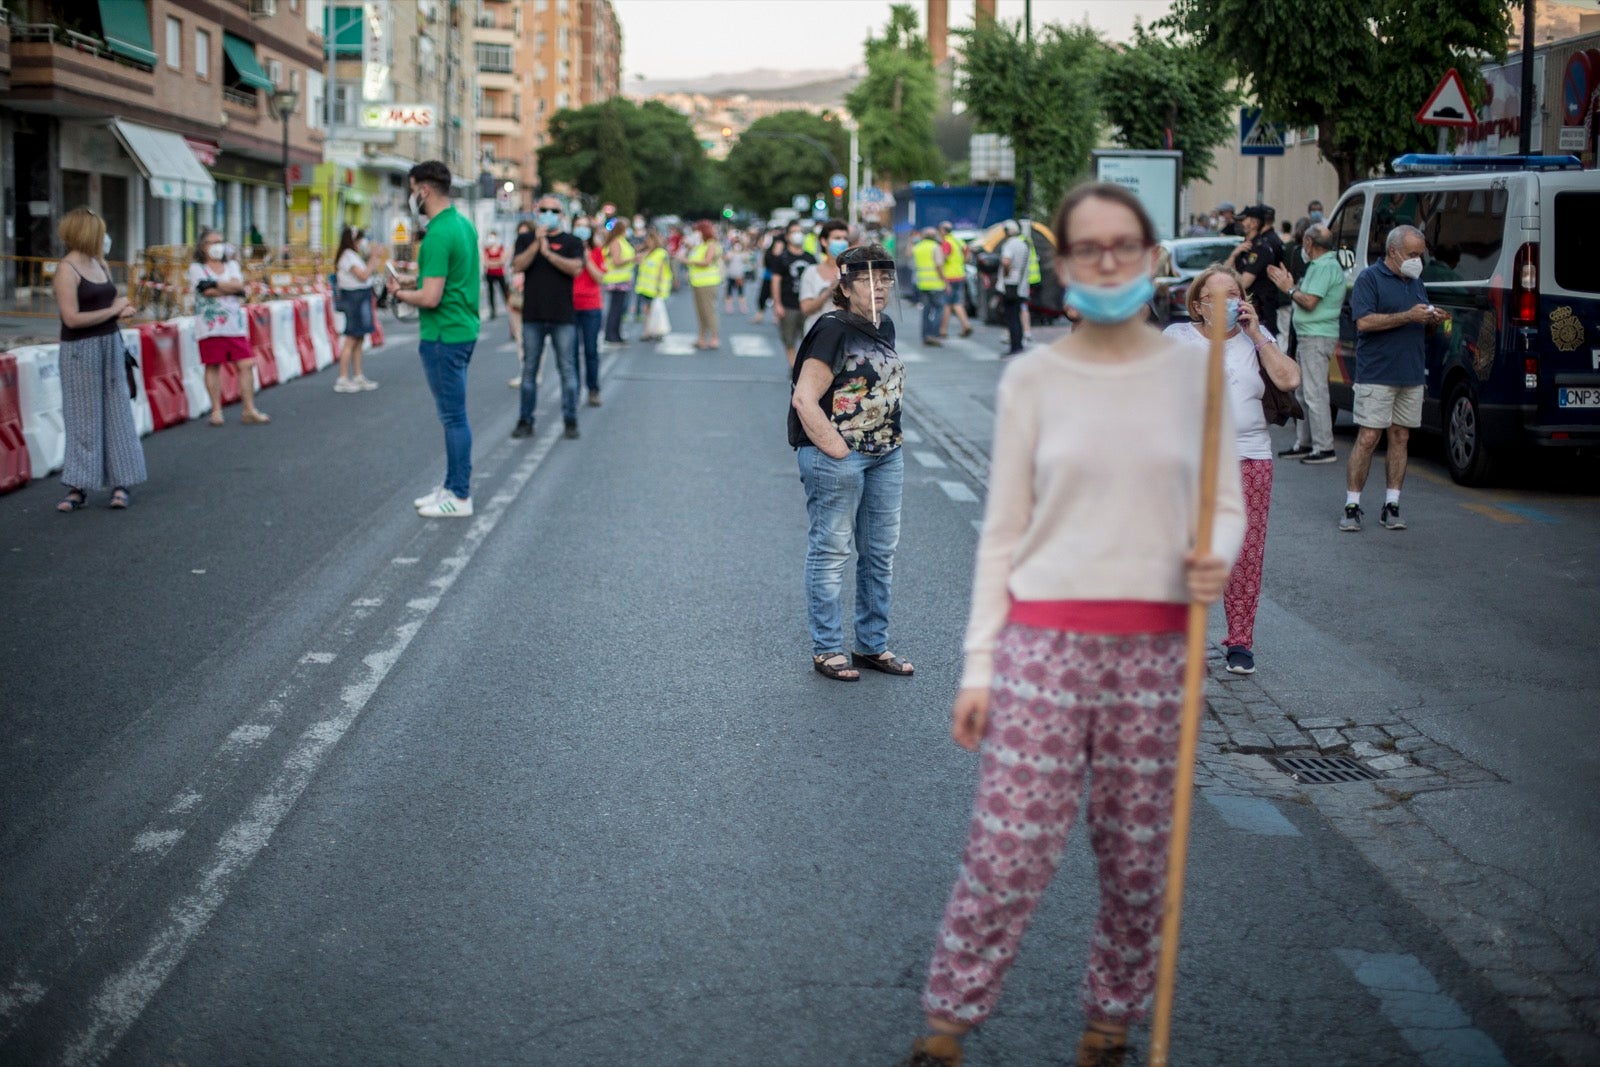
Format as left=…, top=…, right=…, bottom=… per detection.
left=627, top=67, right=858, bottom=98
left=736, top=73, right=862, bottom=108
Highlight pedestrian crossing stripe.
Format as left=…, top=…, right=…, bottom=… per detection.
left=656, top=334, right=696, bottom=355
left=730, top=335, right=773, bottom=358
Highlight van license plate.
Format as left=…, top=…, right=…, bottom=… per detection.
left=1558, top=387, right=1600, bottom=408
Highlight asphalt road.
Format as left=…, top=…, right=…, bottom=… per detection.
left=1, top=289, right=1593, bottom=1065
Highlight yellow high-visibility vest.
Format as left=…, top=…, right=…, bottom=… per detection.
left=912, top=238, right=944, bottom=292
left=635, top=247, right=671, bottom=298
left=1026, top=236, right=1042, bottom=285
left=687, top=241, right=722, bottom=288
left=941, top=235, right=966, bottom=281
left=602, top=237, right=635, bottom=285
left=802, top=232, right=819, bottom=257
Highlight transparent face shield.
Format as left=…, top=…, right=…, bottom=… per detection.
left=841, top=259, right=897, bottom=328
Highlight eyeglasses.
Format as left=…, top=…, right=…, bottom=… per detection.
left=1064, top=238, right=1152, bottom=267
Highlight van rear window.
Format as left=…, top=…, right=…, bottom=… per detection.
left=1553, top=193, right=1600, bottom=294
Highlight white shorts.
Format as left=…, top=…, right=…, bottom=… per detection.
left=1354, top=383, right=1423, bottom=429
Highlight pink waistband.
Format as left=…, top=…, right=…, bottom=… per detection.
left=1008, top=599, right=1187, bottom=635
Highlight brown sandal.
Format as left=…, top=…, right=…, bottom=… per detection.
left=812, top=653, right=860, bottom=681
left=852, top=650, right=914, bottom=676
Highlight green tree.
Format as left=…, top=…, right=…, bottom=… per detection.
left=1098, top=22, right=1238, bottom=185
left=1161, top=0, right=1513, bottom=190
left=955, top=19, right=1105, bottom=216
left=538, top=98, right=709, bottom=216
left=845, top=4, right=945, bottom=185
left=722, top=110, right=849, bottom=215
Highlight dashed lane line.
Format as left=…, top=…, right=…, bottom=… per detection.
left=938, top=480, right=978, bottom=504
left=3, top=356, right=621, bottom=1064
left=1334, top=950, right=1511, bottom=1067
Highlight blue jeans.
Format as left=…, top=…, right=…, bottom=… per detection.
left=920, top=289, right=943, bottom=341
left=418, top=339, right=475, bottom=499
left=574, top=308, right=602, bottom=392
left=521, top=320, right=578, bottom=423
left=796, top=446, right=904, bottom=656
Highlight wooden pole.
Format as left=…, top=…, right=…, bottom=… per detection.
left=1148, top=275, right=1230, bottom=1066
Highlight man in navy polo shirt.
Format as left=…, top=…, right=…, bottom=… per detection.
left=1340, top=225, right=1448, bottom=532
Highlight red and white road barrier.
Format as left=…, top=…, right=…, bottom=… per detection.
left=10, top=345, right=65, bottom=477
left=0, top=294, right=405, bottom=495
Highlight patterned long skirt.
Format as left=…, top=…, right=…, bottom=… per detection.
left=59, top=332, right=147, bottom=492
left=923, top=623, right=1185, bottom=1028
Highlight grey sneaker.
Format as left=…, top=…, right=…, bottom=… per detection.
left=1225, top=646, right=1256, bottom=675
left=1300, top=449, right=1338, bottom=464
left=1339, top=503, right=1363, bottom=532
left=1379, top=503, right=1406, bottom=530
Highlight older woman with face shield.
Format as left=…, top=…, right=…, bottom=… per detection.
left=902, top=184, right=1245, bottom=1067
left=788, top=246, right=912, bottom=682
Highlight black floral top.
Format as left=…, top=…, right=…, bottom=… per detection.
left=787, top=311, right=904, bottom=454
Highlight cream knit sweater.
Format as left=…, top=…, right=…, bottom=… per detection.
left=961, top=339, right=1247, bottom=689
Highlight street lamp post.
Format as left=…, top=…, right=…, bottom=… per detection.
left=270, top=88, right=300, bottom=247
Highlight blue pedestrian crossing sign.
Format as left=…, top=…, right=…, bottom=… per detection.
left=1240, top=107, right=1287, bottom=156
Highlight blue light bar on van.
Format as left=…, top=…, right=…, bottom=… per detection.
left=1391, top=153, right=1583, bottom=173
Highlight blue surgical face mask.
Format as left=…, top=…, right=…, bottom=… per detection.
left=539, top=210, right=562, bottom=230
left=1308, top=210, right=1324, bottom=223
left=573, top=225, right=592, bottom=241
left=1063, top=273, right=1156, bottom=325
left=827, top=238, right=849, bottom=257
left=1222, top=297, right=1241, bottom=329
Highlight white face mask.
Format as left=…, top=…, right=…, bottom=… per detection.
left=207, top=243, right=225, bottom=261
left=102, top=234, right=112, bottom=256
left=1398, top=256, right=1425, bottom=279
left=409, top=190, right=424, bottom=217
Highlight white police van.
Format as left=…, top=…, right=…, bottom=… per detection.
left=1322, top=155, right=1600, bottom=484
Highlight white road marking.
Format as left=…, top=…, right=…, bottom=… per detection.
left=165, top=793, right=202, bottom=815
left=131, top=831, right=184, bottom=856
left=967, top=348, right=1002, bottom=362
left=351, top=598, right=383, bottom=607
left=55, top=426, right=566, bottom=1067
left=391, top=557, right=419, bottom=566
left=189, top=569, right=206, bottom=575
left=902, top=428, right=924, bottom=444
left=656, top=333, right=695, bottom=355
left=971, top=519, right=984, bottom=533
left=1334, top=950, right=1511, bottom=1066
left=221, top=725, right=272, bottom=752
left=912, top=450, right=947, bottom=470
left=730, top=335, right=772, bottom=358
left=900, top=350, right=927, bottom=362
left=299, top=652, right=335, bottom=665
left=939, top=480, right=978, bottom=503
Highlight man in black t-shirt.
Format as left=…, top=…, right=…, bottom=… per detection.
left=770, top=224, right=817, bottom=366
left=511, top=195, right=587, bottom=440
left=1228, top=204, right=1283, bottom=327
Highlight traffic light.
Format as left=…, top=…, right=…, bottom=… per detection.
left=721, top=204, right=734, bottom=219
left=721, top=126, right=733, bottom=139
left=830, top=183, right=845, bottom=200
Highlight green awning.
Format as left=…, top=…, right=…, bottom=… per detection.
left=324, top=5, right=363, bottom=57
left=222, top=33, right=274, bottom=92
left=98, top=0, right=157, bottom=66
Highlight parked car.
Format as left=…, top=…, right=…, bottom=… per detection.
left=1323, top=154, right=1600, bottom=484
left=1152, top=236, right=1241, bottom=325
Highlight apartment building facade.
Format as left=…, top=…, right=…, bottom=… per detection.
left=4, top=0, right=326, bottom=269
left=471, top=0, right=620, bottom=214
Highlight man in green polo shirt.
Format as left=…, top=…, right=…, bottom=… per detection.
left=389, top=160, right=481, bottom=518
left=1268, top=222, right=1346, bottom=464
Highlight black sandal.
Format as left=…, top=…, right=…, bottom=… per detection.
left=57, top=487, right=88, bottom=512
left=812, top=653, right=860, bottom=681
left=109, top=487, right=130, bottom=509
left=853, top=650, right=915, bottom=676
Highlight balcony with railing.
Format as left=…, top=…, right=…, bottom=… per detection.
left=8, top=19, right=159, bottom=106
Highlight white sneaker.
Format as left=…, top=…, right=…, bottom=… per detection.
left=334, top=377, right=360, bottom=393
left=354, top=375, right=378, bottom=390
left=413, top=486, right=446, bottom=509
left=418, top=494, right=472, bottom=519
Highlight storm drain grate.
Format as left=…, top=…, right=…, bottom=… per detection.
left=1271, top=755, right=1381, bottom=784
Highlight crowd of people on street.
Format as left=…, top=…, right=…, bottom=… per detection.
left=37, top=153, right=1458, bottom=1066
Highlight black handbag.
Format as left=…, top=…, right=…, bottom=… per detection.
left=1258, top=364, right=1304, bottom=426
left=124, top=343, right=139, bottom=400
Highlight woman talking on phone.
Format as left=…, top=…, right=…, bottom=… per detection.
left=52, top=207, right=145, bottom=511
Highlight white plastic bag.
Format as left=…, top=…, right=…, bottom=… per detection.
left=647, top=297, right=670, bottom=337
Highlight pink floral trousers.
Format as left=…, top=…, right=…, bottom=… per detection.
left=1223, top=458, right=1273, bottom=650
left=923, top=624, right=1185, bottom=1028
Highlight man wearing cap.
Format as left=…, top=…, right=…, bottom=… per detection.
left=1228, top=205, right=1284, bottom=330
left=1216, top=202, right=1243, bottom=236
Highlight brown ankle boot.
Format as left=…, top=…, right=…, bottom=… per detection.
left=1077, top=1023, right=1128, bottom=1067
left=901, top=1032, right=964, bottom=1067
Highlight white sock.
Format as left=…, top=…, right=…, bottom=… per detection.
left=1346, top=491, right=1361, bottom=507
left=1385, top=489, right=1401, bottom=505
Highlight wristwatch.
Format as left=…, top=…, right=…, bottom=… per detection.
left=1287, top=286, right=1299, bottom=298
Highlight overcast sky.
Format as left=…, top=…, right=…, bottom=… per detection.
left=613, top=0, right=1177, bottom=84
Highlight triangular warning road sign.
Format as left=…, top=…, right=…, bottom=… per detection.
left=1418, top=68, right=1476, bottom=127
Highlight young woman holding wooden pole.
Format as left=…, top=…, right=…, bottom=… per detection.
left=900, top=183, right=1244, bottom=1067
